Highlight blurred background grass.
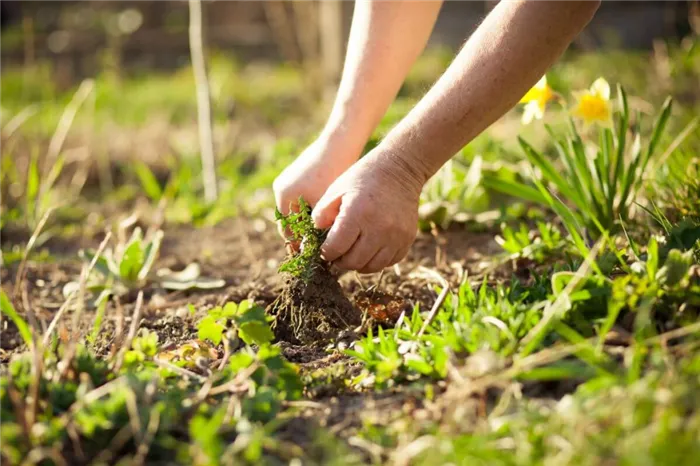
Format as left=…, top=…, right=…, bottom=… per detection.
left=1, top=1, right=698, bottom=230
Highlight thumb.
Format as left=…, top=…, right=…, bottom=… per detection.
left=312, top=191, right=342, bottom=230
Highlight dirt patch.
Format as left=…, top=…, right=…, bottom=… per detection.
left=1, top=217, right=499, bottom=362
left=269, top=264, right=362, bottom=345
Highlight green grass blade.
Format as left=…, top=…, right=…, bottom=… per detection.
left=518, top=137, right=580, bottom=204
left=0, top=290, right=33, bottom=348
left=528, top=170, right=590, bottom=258
left=618, top=133, right=642, bottom=219
left=138, top=230, right=164, bottom=281
left=134, top=161, right=163, bottom=201
left=553, top=322, right=612, bottom=375
left=481, top=175, right=549, bottom=205
left=545, top=124, right=587, bottom=203
left=26, top=153, right=40, bottom=221
left=644, top=96, right=673, bottom=167
left=611, top=85, right=629, bottom=198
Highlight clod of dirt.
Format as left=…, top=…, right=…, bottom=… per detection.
left=268, top=264, right=362, bottom=345
left=354, top=289, right=411, bottom=326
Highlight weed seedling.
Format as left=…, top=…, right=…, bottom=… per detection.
left=275, top=198, right=327, bottom=281
left=65, top=226, right=224, bottom=302
left=270, top=198, right=361, bottom=344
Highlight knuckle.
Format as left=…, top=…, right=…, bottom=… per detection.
left=360, top=263, right=379, bottom=274
left=321, top=244, right=339, bottom=261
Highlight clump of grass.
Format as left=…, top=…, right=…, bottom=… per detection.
left=270, top=198, right=361, bottom=345
left=275, top=197, right=327, bottom=281
left=484, top=85, right=677, bottom=252
left=0, top=295, right=303, bottom=465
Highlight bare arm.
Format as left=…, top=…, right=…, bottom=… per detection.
left=322, top=0, right=444, bottom=160
left=382, top=0, right=601, bottom=184
left=313, top=0, right=601, bottom=273
left=273, top=0, right=443, bottom=222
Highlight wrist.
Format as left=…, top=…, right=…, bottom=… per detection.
left=368, top=141, right=429, bottom=200
left=316, top=122, right=368, bottom=166
left=375, top=135, right=433, bottom=191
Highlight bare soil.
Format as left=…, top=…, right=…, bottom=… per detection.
left=1, top=215, right=500, bottom=456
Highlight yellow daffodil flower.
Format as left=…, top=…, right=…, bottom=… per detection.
left=519, top=75, right=555, bottom=124
left=572, top=77, right=612, bottom=125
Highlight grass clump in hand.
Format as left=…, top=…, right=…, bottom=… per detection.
left=275, top=197, right=328, bottom=281
left=270, top=198, right=361, bottom=345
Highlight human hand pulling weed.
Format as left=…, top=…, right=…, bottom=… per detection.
left=274, top=0, right=601, bottom=272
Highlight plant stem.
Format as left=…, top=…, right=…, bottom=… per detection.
left=189, top=0, right=218, bottom=203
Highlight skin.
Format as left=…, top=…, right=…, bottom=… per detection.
left=274, top=0, right=601, bottom=273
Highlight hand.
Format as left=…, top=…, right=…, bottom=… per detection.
left=312, top=147, right=424, bottom=273
left=273, top=134, right=361, bottom=242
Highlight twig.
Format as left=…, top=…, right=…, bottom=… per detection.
left=2, top=104, right=38, bottom=138
left=13, top=207, right=54, bottom=299
left=113, top=291, right=144, bottom=372
left=188, top=0, right=218, bottom=203
left=65, top=376, right=126, bottom=416
left=45, top=79, right=94, bottom=166
left=55, top=233, right=113, bottom=382
left=416, top=268, right=450, bottom=337
left=283, top=400, right=326, bottom=410
left=207, top=362, right=260, bottom=397
left=22, top=448, right=68, bottom=466
left=518, top=241, right=601, bottom=356
left=217, top=334, right=233, bottom=371
left=109, top=296, right=126, bottom=360
left=124, top=387, right=143, bottom=443
left=133, top=406, right=161, bottom=466
left=25, top=309, right=43, bottom=429
left=91, top=425, right=133, bottom=465
left=153, top=358, right=207, bottom=383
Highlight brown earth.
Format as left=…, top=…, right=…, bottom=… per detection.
left=1, top=215, right=501, bottom=459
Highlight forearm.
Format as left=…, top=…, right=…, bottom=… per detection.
left=322, top=0, right=443, bottom=160
left=381, top=0, right=600, bottom=185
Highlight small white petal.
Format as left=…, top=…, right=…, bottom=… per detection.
left=521, top=101, right=542, bottom=125
left=535, top=74, right=548, bottom=89
left=591, top=77, right=610, bottom=100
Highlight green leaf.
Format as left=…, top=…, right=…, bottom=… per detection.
left=481, top=176, right=548, bottom=205
left=190, top=409, right=225, bottom=465
left=611, top=84, right=629, bottom=201
left=26, top=155, right=40, bottom=203
left=233, top=302, right=274, bottom=345
left=197, top=316, right=226, bottom=345
left=119, top=240, right=145, bottom=282
left=0, top=290, right=32, bottom=347
left=517, top=361, right=597, bottom=381
left=646, top=236, right=659, bottom=279
left=656, top=249, right=692, bottom=287
left=137, top=230, right=163, bottom=281
left=79, top=249, right=113, bottom=278
left=518, top=137, right=578, bottom=203
left=405, top=356, right=435, bottom=376
left=645, top=96, right=673, bottom=166
left=134, top=161, right=163, bottom=201
left=238, top=321, right=274, bottom=346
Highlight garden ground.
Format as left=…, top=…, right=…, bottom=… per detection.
left=2, top=42, right=700, bottom=465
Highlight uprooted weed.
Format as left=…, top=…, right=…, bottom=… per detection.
left=269, top=199, right=362, bottom=345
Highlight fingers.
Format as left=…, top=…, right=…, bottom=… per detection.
left=358, top=247, right=395, bottom=274
left=320, top=213, right=361, bottom=262
left=312, top=194, right=341, bottom=230
left=335, top=234, right=380, bottom=271
left=389, top=245, right=411, bottom=267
